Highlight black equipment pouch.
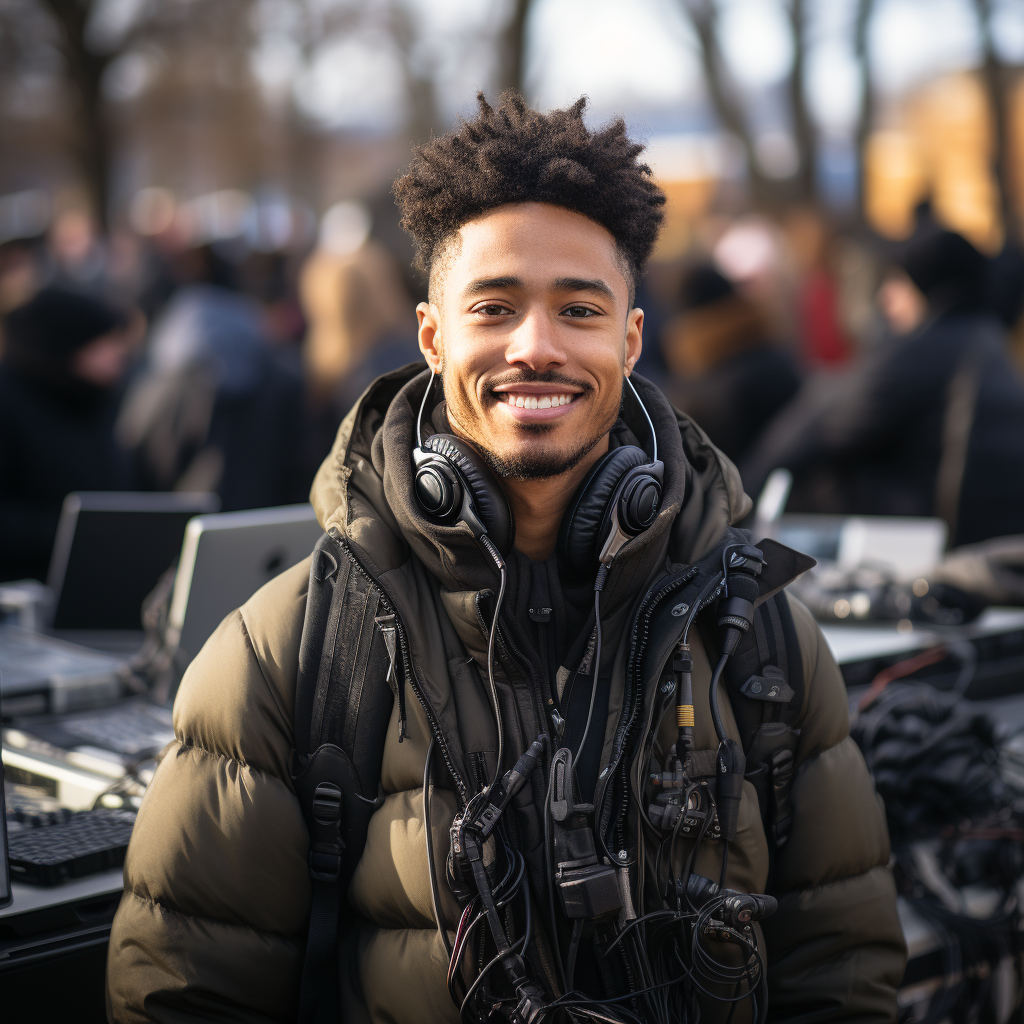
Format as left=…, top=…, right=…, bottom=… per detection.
left=292, top=530, right=396, bottom=1024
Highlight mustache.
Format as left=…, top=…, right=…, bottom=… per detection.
left=485, top=369, right=593, bottom=393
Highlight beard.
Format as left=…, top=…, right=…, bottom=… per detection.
left=480, top=424, right=609, bottom=480
left=441, top=365, right=621, bottom=481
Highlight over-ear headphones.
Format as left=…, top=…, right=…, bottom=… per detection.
left=411, top=371, right=664, bottom=574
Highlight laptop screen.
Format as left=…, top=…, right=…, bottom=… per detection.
left=48, top=492, right=219, bottom=631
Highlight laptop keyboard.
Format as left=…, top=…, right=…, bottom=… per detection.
left=7, top=808, right=136, bottom=886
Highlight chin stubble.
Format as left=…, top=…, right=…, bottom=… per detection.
left=441, top=365, right=620, bottom=482
left=480, top=428, right=608, bottom=481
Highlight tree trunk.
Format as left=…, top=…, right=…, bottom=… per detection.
left=43, top=0, right=112, bottom=230
left=853, top=0, right=876, bottom=223
left=497, top=0, right=532, bottom=97
left=681, top=0, right=773, bottom=206
left=786, top=0, right=816, bottom=204
left=973, top=0, right=1013, bottom=230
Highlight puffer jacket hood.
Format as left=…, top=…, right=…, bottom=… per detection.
left=310, top=362, right=752, bottom=592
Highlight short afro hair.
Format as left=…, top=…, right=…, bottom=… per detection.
left=393, top=92, right=665, bottom=300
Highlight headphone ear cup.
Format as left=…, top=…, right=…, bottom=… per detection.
left=558, top=446, right=649, bottom=575
left=421, top=434, right=514, bottom=554
left=413, top=454, right=462, bottom=522
left=617, top=462, right=664, bottom=535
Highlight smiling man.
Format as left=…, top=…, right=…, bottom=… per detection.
left=108, top=94, right=904, bottom=1024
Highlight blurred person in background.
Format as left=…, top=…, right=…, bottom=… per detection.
left=786, top=208, right=854, bottom=367
left=116, top=243, right=309, bottom=511
left=0, top=286, right=137, bottom=582
left=300, top=200, right=419, bottom=459
left=985, top=240, right=1024, bottom=375
left=744, top=228, right=1024, bottom=547
left=660, top=263, right=801, bottom=471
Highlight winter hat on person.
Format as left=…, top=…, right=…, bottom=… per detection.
left=3, top=286, right=126, bottom=361
left=898, top=229, right=987, bottom=311
left=678, top=264, right=734, bottom=311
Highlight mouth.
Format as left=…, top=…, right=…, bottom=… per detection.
left=489, top=382, right=585, bottom=422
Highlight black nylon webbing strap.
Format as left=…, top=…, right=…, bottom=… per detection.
left=293, top=533, right=397, bottom=1023
left=298, top=782, right=345, bottom=1024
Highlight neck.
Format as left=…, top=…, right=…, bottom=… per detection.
left=500, top=436, right=610, bottom=561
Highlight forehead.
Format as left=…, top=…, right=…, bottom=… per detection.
left=439, top=202, right=630, bottom=301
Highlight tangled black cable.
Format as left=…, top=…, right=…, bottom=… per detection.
left=446, top=832, right=528, bottom=1008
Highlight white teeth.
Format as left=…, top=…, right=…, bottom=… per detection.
left=502, top=392, right=575, bottom=408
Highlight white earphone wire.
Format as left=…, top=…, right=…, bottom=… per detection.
left=624, top=374, right=657, bottom=464
left=416, top=368, right=436, bottom=446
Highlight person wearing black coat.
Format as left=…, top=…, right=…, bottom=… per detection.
left=0, top=287, right=135, bottom=582
left=659, top=264, right=801, bottom=471
left=743, top=230, right=1024, bottom=547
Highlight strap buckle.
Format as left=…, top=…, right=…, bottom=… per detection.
left=308, top=782, right=344, bottom=882
left=312, top=782, right=342, bottom=824
left=309, top=844, right=342, bottom=882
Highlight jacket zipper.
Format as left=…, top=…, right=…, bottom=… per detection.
left=337, top=536, right=469, bottom=805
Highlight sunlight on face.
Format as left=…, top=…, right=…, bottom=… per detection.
left=417, top=203, right=643, bottom=481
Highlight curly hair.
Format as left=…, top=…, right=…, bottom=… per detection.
left=393, top=92, right=665, bottom=301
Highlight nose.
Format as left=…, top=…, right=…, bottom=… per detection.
left=504, top=308, right=567, bottom=372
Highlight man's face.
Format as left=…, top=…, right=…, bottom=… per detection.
left=417, top=203, right=643, bottom=480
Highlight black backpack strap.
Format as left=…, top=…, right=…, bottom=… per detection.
left=720, top=590, right=804, bottom=851
left=293, top=530, right=396, bottom=1024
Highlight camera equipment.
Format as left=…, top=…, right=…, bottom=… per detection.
left=549, top=747, right=623, bottom=921
left=647, top=763, right=722, bottom=840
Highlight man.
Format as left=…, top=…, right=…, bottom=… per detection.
left=108, top=94, right=904, bottom=1023
left=744, top=228, right=1024, bottom=547
left=0, top=286, right=136, bottom=582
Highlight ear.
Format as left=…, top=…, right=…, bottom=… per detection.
left=417, top=301, right=442, bottom=373
left=624, top=307, right=644, bottom=375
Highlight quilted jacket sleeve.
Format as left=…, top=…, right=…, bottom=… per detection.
left=761, top=597, right=907, bottom=1024
left=106, top=559, right=312, bottom=1023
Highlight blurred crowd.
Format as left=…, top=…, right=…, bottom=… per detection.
left=4, top=192, right=1024, bottom=585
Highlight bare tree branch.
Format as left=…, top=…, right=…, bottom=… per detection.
left=677, top=0, right=772, bottom=204
left=853, top=0, right=876, bottom=222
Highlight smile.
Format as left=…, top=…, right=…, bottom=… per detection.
left=498, top=392, right=576, bottom=409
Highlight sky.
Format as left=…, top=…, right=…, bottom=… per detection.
left=280, top=0, right=1024, bottom=137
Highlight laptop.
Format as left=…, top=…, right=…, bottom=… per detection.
left=0, top=626, right=124, bottom=718
left=167, top=504, right=323, bottom=667
left=1, top=681, right=10, bottom=908
left=48, top=492, right=219, bottom=633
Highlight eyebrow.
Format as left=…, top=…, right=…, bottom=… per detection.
left=466, top=275, right=524, bottom=294
left=552, top=276, right=615, bottom=299
left=464, top=275, right=615, bottom=299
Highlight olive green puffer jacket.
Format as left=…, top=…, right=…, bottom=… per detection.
left=107, top=367, right=906, bottom=1023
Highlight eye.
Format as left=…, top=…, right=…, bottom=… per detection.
left=562, top=304, right=599, bottom=318
left=473, top=303, right=514, bottom=317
